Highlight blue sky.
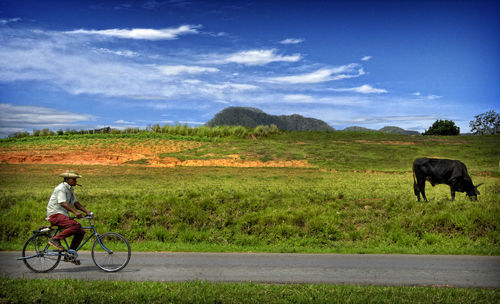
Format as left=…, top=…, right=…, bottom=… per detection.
left=0, top=0, right=499, bottom=137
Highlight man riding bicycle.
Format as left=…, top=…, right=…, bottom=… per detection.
left=47, top=170, right=91, bottom=264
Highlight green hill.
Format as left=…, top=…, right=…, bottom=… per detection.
left=206, top=107, right=334, bottom=131
left=379, top=126, right=420, bottom=135
left=343, top=126, right=375, bottom=132
left=342, top=126, right=420, bottom=135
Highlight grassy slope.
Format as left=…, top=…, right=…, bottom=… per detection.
left=2, top=131, right=499, bottom=172
left=162, top=131, right=499, bottom=173
left=1, top=132, right=499, bottom=302
left=1, top=132, right=498, bottom=254
left=1, top=279, right=498, bottom=304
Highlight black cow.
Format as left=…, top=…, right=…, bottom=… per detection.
left=413, top=157, right=482, bottom=201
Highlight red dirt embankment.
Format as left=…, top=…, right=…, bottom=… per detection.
left=0, top=147, right=309, bottom=168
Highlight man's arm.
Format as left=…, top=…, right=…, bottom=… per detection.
left=60, top=202, right=83, bottom=218
left=74, top=201, right=90, bottom=216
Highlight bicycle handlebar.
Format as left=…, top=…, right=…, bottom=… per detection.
left=70, top=212, right=94, bottom=220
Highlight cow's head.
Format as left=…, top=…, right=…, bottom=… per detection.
left=466, top=183, right=483, bottom=200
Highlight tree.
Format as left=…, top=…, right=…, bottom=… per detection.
left=423, top=120, right=460, bottom=136
left=9, top=131, right=30, bottom=138
left=469, top=110, right=500, bottom=135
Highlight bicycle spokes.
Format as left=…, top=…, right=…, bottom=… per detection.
left=92, top=232, right=130, bottom=272
left=21, top=234, right=61, bottom=273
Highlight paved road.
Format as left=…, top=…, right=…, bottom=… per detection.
left=1, top=252, right=499, bottom=288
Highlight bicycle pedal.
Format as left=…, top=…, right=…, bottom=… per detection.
left=48, top=239, right=64, bottom=251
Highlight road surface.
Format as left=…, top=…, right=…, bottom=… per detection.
left=1, top=252, right=499, bottom=288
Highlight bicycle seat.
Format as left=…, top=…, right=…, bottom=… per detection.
left=34, top=226, right=53, bottom=233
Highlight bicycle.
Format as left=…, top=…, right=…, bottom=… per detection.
left=18, top=212, right=131, bottom=273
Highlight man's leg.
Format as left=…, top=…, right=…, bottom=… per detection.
left=48, top=214, right=85, bottom=249
left=69, top=228, right=85, bottom=250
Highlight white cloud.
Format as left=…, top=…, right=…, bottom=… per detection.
left=0, top=103, right=95, bottom=136
left=0, top=103, right=94, bottom=125
left=330, top=84, right=388, bottom=94
left=157, top=65, right=219, bottom=76
left=345, top=115, right=440, bottom=124
left=280, top=38, right=304, bottom=45
left=361, top=56, right=372, bottom=61
left=65, top=25, right=201, bottom=40
left=269, top=69, right=333, bottom=84
left=426, top=94, right=442, bottom=100
left=0, top=29, right=226, bottom=100
left=249, top=94, right=370, bottom=106
left=0, top=29, right=265, bottom=106
left=283, top=94, right=313, bottom=102
left=114, top=120, right=136, bottom=124
left=267, top=64, right=363, bottom=84
left=178, top=120, right=205, bottom=125
left=214, top=49, right=301, bottom=66
left=204, top=82, right=258, bottom=92
left=281, top=94, right=369, bottom=105
left=142, top=1, right=163, bottom=9
left=114, top=3, right=133, bottom=10
left=0, top=18, right=21, bottom=25
left=413, top=92, right=443, bottom=100
left=92, top=48, right=139, bottom=57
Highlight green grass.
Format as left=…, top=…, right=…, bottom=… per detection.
left=159, top=132, right=500, bottom=172
left=3, top=132, right=499, bottom=173
left=1, top=133, right=499, bottom=302
left=1, top=279, right=498, bottom=304
left=4, top=124, right=280, bottom=141
left=1, top=165, right=498, bottom=255
left=1, top=133, right=499, bottom=254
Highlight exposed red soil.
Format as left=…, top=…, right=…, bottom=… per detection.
left=0, top=146, right=310, bottom=168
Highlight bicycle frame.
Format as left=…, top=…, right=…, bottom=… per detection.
left=20, top=211, right=131, bottom=273
left=42, top=215, right=113, bottom=257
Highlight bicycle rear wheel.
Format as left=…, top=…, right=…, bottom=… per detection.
left=22, top=234, right=61, bottom=273
left=92, top=232, right=131, bottom=272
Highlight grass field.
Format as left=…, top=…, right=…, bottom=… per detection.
left=1, top=279, right=498, bottom=304
left=1, top=132, right=498, bottom=254
left=1, top=132, right=499, bottom=303
left=1, top=131, right=499, bottom=171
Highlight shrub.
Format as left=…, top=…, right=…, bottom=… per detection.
left=423, top=120, right=460, bottom=135
left=8, top=131, right=30, bottom=138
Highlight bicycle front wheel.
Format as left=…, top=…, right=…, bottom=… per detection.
left=92, top=232, right=131, bottom=272
left=22, top=234, right=61, bottom=273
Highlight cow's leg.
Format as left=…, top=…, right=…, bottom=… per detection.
left=419, top=180, right=427, bottom=202
left=414, top=180, right=421, bottom=201
left=421, top=188, right=428, bottom=202
left=450, top=180, right=459, bottom=201
left=415, top=178, right=427, bottom=202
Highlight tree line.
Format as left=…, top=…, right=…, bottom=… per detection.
left=7, top=124, right=281, bottom=139
left=423, top=110, right=499, bottom=136
left=7, top=110, right=499, bottom=139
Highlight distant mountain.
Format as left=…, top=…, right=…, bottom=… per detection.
left=342, top=126, right=420, bottom=135
left=378, top=126, right=420, bottom=135
left=206, top=107, right=334, bottom=131
left=343, top=126, right=375, bottom=132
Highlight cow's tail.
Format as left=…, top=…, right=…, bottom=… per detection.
left=412, top=163, right=419, bottom=196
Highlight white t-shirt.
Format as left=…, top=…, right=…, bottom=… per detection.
left=46, top=182, right=78, bottom=218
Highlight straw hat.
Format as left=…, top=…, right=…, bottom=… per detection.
left=59, top=170, right=82, bottom=178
